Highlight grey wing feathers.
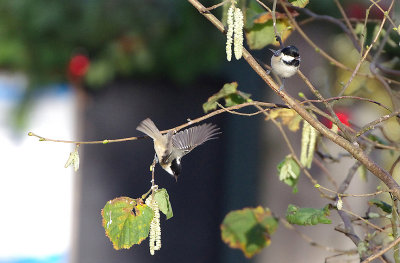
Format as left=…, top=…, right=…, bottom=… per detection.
left=136, top=118, right=163, bottom=140
left=172, top=123, right=220, bottom=153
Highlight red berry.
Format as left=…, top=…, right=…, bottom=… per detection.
left=347, top=4, right=365, bottom=19
left=322, top=110, right=351, bottom=129
left=336, top=112, right=350, bottom=127
left=68, top=55, right=90, bottom=77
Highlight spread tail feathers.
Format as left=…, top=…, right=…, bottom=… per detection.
left=136, top=118, right=163, bottom=141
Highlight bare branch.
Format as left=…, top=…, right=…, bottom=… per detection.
left=188, top=0, right=400, bottom=200
left=362, top=237, right=400, bottom=263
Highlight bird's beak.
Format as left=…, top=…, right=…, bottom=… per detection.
left=269, top=48, right=280, bottom=56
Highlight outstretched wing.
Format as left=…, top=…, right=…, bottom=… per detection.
left=172, top=123, right=220, bottom=155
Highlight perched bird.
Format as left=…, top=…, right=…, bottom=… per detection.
left=137, top=118, right=220, bottom=181
left=270, top=45, right=301, bottom=90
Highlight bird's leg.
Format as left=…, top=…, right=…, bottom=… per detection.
left=153, top=153, right=159, bottom=164
left=275, top=35, right=284, bottom=48
left=150, top=154, right=158, bottom=172
left=279, top=79, right=285, bottom=92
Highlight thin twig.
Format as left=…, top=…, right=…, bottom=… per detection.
left=341, top=207, right=385, bottom=232
left=280, top=1, right=349, bottom=71
left=189, top=0, right=400, bottom=200
left=334, top=222, right=361, bottom=250
left=291, top=3, right=360, bottom=52
left=369, top=23, right=399, bottom=114
left=362, top=237, right=400, bottom=263
left=391, top=199, right=400, bottom=263
left=333, top=146, right=373, bottom=249
left=301, top=96, right=393, bottom=112
left=369, top=0, right=397, bottom=28
left=237, top=92, right=330, bottom=198
left=318, top=184, right=389, bottom=198
left=313, top=158, right=339, bottom=190
left=390, top=155, right=400, bottom=262
left=28, top=101, right=285, bottom=144
left=297, top=70, right=354, bottom=141
left=200, top=0, right=228, bottom=12
left=337, top=161, right=364, bottom=196
left=280, top=218, right=352, bottom=253
left=335, top=0, right=394, bottom=98
left=333, top=0, right=360, bottom=51
left=255, top=0, right=272, bottom=12
left=280, top=0, right=400, bottom=86
left=356, top=109, right=400, bottom=137
left=150, top=158, right=157, bottom=200
left=334, top=161, right=364, bottom=247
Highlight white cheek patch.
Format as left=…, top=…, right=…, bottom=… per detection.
left=163, top=164, right=174, bottom=175
left=281, top=54, right=294, bottom=63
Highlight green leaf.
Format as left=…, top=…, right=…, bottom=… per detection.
left=368, top=199, right=392, bottom=214
left=101, top=197, right=154, bottom=250
left=367, top=134, right=387, bottom=145
left=277, top=156, right=300, bottom=193
left=357, top=241, right=368, bottom=258
left=286, top=204, right=332, bottom=225
left=245, top=12, right=294, bottom=50
left=288, top=0, right=309, bottom=8
left=85, top=60, right=115, bottom=88
left=203, top=82, right=251, bottom=113
left=225, top=93, right=247, bottom=107
left=221, top=206, right=278, bottom=258
left=154, top=189, right=173, bottom=220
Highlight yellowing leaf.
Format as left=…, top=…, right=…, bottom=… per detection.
left=221, top=206, right=278, bottom=258
left=101, top=197, right=154, bottom=250
left=246, top=11, right=297, bottom=49
left=288, top=0, right=309, bottom=8
left=266, top=108, right=302, bottom=131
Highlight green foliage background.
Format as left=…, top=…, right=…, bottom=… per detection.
left=0, top=0, right=224, bottom=88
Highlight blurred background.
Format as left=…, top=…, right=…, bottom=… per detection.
left=1, top=0, right=399, bottom=263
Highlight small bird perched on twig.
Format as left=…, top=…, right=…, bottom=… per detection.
left=270, top=45, right=301, bottom=91
left=267, top=35, right=301, bottom=91
left=137, top=118, right=220, bottom=181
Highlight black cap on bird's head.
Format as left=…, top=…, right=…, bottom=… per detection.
left=281, top=45, right=300, bottom=59
left=170, top=158, right=181, bottom=181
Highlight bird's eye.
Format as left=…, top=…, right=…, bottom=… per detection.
left=171, top=159, right=181, bottom=175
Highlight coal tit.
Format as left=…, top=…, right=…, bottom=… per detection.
left=270, top=45, right=300, bottom=90
left=137, top=118, right=220, bottom=181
